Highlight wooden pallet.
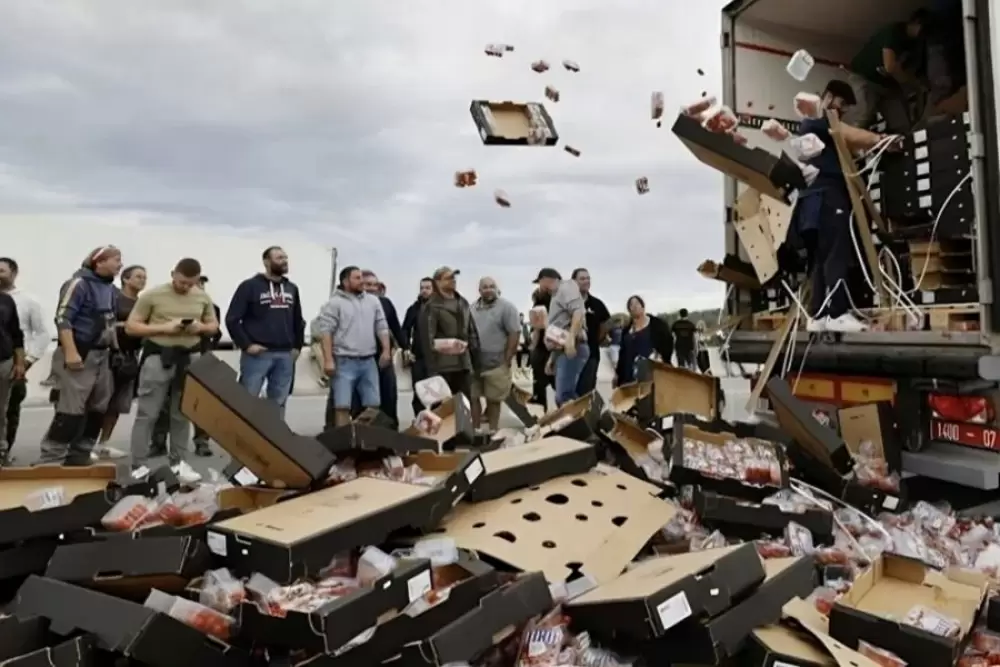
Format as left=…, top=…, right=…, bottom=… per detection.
left=752, top=311, right=793, bottom=332
left=926, top=304, right=980, bottom=331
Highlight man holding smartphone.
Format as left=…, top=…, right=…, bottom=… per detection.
left=125, top=258, right=218, bottom=479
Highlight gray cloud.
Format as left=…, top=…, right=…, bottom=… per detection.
left=0, top=0, right=729, bottom=312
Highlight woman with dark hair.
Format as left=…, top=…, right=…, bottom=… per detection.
left=614, top=295, right=673, bottom=387
left=529, top=287, right=554, bottom=410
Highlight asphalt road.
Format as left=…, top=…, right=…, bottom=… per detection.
left=9, top=378, right=753, bottom=475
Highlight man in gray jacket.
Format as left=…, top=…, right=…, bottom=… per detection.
left=315, top=265, right=391, bottom=427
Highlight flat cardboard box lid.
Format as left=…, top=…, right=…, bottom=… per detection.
left=440, top=464, right=678, bottom=584
left=213, top=477, right=436, bottom=547
left=607, top=415, right=662, bottom=460
left=638, top=359, right=718, bottom=419
left=0, top=465, right=116, bottom=510
left=478, top=437, right=593, bottom=474
left=469, top=100, right=559, bottom=146
left=182, top=354, right=335, bottom=488
left=769, top=598, right=881, bottom=667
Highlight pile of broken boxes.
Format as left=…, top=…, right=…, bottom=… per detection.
left=2, top=354, right=1000, bottom=666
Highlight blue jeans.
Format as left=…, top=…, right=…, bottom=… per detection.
left=239, top=350, right=296, bottom=419
left=554, top=342, right=591, bottom=407
left=331, top=356, right=380, bottom=410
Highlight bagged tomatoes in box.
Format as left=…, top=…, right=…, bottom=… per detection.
left=544, top=85, right=560, bottom=103
left=791, top=132, right=825, bottom=160
left=729, top=131, right=748, bottom=146
left=200, top=568, right=246, bottom=613
left=794, top=92, right=823, bottom=119
left=433, top=338, right=468, bottom=355
left=651, top=91, right=665, bottom=120
left=762, top=119, right=791, bottom=141
left=531, top=60, right=549, bottom=73
left=102, top=495, right=161, bottom=532
left=543, top=325, right=569, bottom=349
left=415, top=409, right=443, bottom=435
left=682, top=95, right=716, bottom=118
left=415, top=375, right=452, bottom=408
left=702, top=105, right=739, bottom=134
left=635, top=176, right=650, bottom=194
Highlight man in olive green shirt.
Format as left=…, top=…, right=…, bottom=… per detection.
left=845, top=9, right=928, bottom=131
left=125, top=257, right=218, bottom=473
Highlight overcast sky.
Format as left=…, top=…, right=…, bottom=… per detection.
left=0, top=1, right=727, bottom=314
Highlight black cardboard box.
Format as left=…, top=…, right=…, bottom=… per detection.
left=537, top=391, right=605, bottom=442
left=636, top=359, right=720, bottom=423
left=670, top=414, right=790, bottom=502
left=464, top=436, right=597, bottom=502
left=829, top=554, right=989, bottom=667
left=565, top=544, right=766, bottom=641
left=838, top=402, right=903, bottom=475
left=384, top=573, right=553, bottom=666
left=600, top=414, right=668, bottom=488
left=646, top=556, right=817, bottom=664
left=0, top=466, right=128, bottom=547
left=0, top=635, right=95, bottom=667
left=0, top=617, right=50, bottom=664
left=297, top=553, right=503, bottom=667
left=13, top=576, right=248, bottom=667
left=181, top=354, right=336, bottom=489
left=45, top=535, right=211, bottom=598
left=693, top=489, right=834, bottom=544
left=469, top=100, right=559, bottom=147
left=401, top=396, right=475, bottom=451
left=671, top=112, right=806, bottom=203
left=238, top=558, right=432, bottom=654
left=316, top=420, right=438, bottom=456
left=766, top=378, right=853, bottom=476
left=207, top=477, right=442, bottom=583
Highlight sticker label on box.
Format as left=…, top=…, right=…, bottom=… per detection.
left=655, top=592, right=692, bottom=632
left=407, top=570, right=432, bottom=602
left=233, top=467, right=259, bottom=486
left=464, top=457, right=484, bottom=484
left=773, top=662, right=798, bottom=667
left=206, top=531, right=227, bottom=556
left=883, top=495, right=899, bottom=510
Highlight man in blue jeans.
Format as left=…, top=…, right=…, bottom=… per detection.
left=533, top=268, right=590, bottom=407
left=316, top=265, right=392, bottom=427
left=225, top=246, right=306, bottom=419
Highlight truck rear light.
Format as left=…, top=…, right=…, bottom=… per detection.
left=928, top=394, right=993, bottom=424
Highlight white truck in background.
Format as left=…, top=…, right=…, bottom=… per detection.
left=719, top=0, right=1000, bottom=493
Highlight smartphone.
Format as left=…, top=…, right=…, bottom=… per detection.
left=180, top=318, right=194, bottom=326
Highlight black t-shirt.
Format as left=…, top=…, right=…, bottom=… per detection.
left=583, top=295, right=611, bottom=350
left=672, top=318, right=696, bottom=351
left=115, top=291, right=142, bottom=354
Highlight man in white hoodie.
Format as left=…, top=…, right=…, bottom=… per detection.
left=315, top=265, right=391, bottom=427
left=0, top=258, right=49, bottom=455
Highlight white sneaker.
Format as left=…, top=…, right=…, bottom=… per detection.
left=93, top=445, right=127, bottom=460
left=172, top=460, right=202, bottom=485
left=826, top=313, right=868, bottom=332
left=806, top=317, right=828, bottom=332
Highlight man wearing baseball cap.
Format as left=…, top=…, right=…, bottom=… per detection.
left=418, top=266, right=480, bottom=398
left=533, top=267, right=590, bottom=407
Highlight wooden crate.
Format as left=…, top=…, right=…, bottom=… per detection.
left=926, top=304, right=980, bottom=332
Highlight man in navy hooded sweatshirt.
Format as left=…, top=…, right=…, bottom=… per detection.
left=225, top=247, right=305, bottom=419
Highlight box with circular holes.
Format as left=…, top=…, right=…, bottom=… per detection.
left=437, top=464, right=678, bottom=585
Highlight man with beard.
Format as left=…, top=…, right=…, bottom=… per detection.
left=316, top=266, right=391, bottom=428
left=401, top=277, right=433, bottom=414
left=571, top=268, right=610, bottom=396
left=226, top=247, right=305, bottom=419
left=126, top=258, right=218, bottom=479
left=359, top=270, right=403, bottom=427
left=470, top=277, right=519, bottom=433
left=0, top=258, right=48, bottom=456
left=418, top=267, right=480, bottom=398
left=40, top=246, right=121, bottom=466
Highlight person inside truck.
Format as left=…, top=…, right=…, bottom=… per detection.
left=926, top=0, right=967, bottom=118
left=845, top=9, right=930, bottom=131
left=792, top=79, right=898, bottom=333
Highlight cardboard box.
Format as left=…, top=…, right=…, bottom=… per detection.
left=295, top=553, right=503, bottom=667
left=396, top=451, right=485, bottom=522
left=829, top=554, right=990, bottom=667
left=644, top=557, right=817, bottom=664
left=133, top=486, right=291, bottom=541
left=464, top=436, right=597, bottom=502
left=0, top=617, right=49, bottom=664
left=671, top=112, right=806, bottom=203
left=45, top=535, right=212, bottom=598
left=469, top=100, right=559, bottom=147
left=609, top=381, right=654, bottom=426
left=698, top=255, right=762, bottom=290
left=537, top=391, right=605, bottom=441
left=693, top=488, right=834, bottom=544
left=838, top=402, right=902, bottom=474
left=767, top=378, right=853, bottom=476
left=181, top=354, right=336, bottom=489
left=744, top=598, right=882, bottom=667
left=13, top=575, right=248, bottom=667
left=636, top=359, right=720, bottom=422
left=237, top=558, right=432, bottom=654
left=207, top=477, right=443, bottom=583
left=0, top=635, right=95, bottom=667
left=670, top=414, right=790, bottom=502
left=440, top=464, right=678, bottom=584
left=0, top=465, right=123, bottom=546
left=317, top=416, right=439, bottom=456
left=601, top=414, right=667, bottom=488
left=382, top=573, right=553, bottom=667
left=401, top=396, right=475, bottom=451
left=565, top=544, right=766, bottom=641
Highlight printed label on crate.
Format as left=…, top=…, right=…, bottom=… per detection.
left=656, top=592, right=692, bottom=631
left=883, top=495, right=900, bottom=510
left=464, top=457, right=484, bottom=484
left=407, top=570, right=433, bottom=602
left=206, top=531, right=227, bottom=556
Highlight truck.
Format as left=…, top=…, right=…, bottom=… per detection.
left=718, top=0, right=1000, bottom=491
